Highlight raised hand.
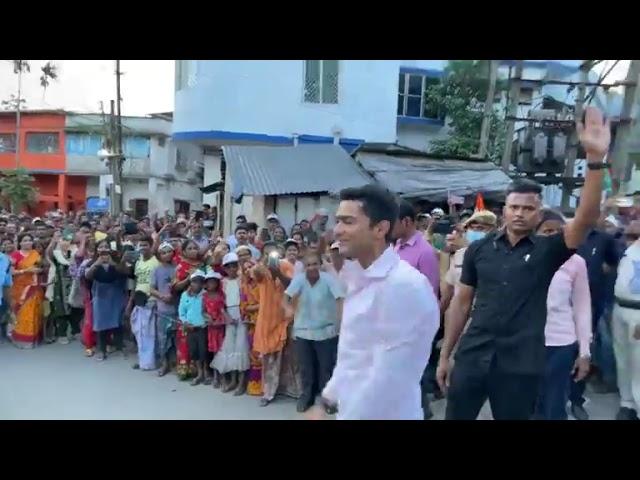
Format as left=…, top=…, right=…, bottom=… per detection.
left=577, top=106, right=611, bottom=160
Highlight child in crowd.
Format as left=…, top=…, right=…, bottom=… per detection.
left=203, top=271, right=226, bottom=388
left=130, top=291, right=156, bottom=370
left=179, top=270, right=210, bottom=386
left=211, top=253, right=250, bottom=395
left=150, top=242, right=178, bottom=377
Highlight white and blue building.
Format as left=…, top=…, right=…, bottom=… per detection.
left=172, top=60, right=615, bottom=224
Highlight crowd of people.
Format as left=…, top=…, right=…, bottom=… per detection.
left=1, top=106, right=638, bottom=420
left=0, top=205, right=345, bottom=413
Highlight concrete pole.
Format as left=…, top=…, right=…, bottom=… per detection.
left=479, top=60, right=498, bottom=159
left=501, top=61, right=523, bottom=173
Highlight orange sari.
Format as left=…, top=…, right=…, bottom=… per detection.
left=10, top=250, right=44, bottom=348
left=240, top=270, right=262, bottom=396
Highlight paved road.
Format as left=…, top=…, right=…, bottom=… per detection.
left=0, top=340, right=299, bottom=420
left=0, top=340, right=619, bottom=420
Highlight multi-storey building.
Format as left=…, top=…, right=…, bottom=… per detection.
left=0, top=110, right=202, bottom=216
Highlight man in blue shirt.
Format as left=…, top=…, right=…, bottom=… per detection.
left=284, top=252, right=344, bottom=413
left=0, top=251, right=13, bottom=342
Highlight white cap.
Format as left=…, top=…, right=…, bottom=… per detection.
left=205, top=271, right=222, bottom=280
left=32, top=217, right=43, bottom=223
left=330, top=241, right=340, bottom=250
left=190, top=270, right=206, bottom=280
left=431, top=208, right=445, bottom=217
left=266, top=213, right=279, bottom=221
left=158, top=242, right=174, bottom=252
left=316, top=208, right=329, bottom=216
left=222, top=252, right=239, bottom=266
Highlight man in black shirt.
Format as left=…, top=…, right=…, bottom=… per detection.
left=437, top=106, right=611, bottom=420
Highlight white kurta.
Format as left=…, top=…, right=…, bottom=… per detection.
left=323, top=247, right=440, bottom=420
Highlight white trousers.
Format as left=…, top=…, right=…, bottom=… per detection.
left=612, top=305, right=640, bottom=411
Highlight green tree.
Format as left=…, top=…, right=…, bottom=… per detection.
left=0, top=169, right=38, bottom=213
left=426, top=60, right=506, bottom=163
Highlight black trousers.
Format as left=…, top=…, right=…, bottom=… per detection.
left=188, top=327, right=208, bottom=363
left=445, top=357, right=540, bottom=420
left=295, top=336, right=338, bottom=406
left=55, top=307, right=83, bottom=337
left=96, top=328, right=123, bottom=354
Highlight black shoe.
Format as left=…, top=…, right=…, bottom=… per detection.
left=615, top=407, right=639, bottom=421
left=570, top=403, right=589, bottom=421
left=324, top=404, right=338, bottom=415
left=296, top=399, right=313, bottom=413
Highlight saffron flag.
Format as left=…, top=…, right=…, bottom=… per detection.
left=475, top=193, right=485, bottom=212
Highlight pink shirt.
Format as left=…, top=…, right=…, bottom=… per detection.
left=323, top=247, right=439, bottom=419
left=394, top=231, right=440, bottom=296
left=545, top=254, right=592, bottom=357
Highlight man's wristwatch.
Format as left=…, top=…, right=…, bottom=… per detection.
left=587, top=162, right=610, bottom=171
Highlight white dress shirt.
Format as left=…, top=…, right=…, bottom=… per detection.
left=323, top=247, right=439, bottom=420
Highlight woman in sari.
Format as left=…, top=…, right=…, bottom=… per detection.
left=172, top=239, right=205, bottom=380
left=238, top=246, right=262, bottom=396
left=76, top=237, right=97, bottom=357
left=10, top=233, right=45, bottom=349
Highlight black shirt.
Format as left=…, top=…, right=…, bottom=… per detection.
left=576, top=229, right=621, bottom=319
left=456, top=230, right=573, bottom=376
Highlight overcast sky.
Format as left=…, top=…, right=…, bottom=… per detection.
left=0, top=60, right=174, bottom=116
left=0, top=60, right=630, bottom=118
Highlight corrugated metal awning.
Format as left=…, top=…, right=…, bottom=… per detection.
left=222, top=144, right=373, bottom=197
left=355, top=151, right=512, bottom=201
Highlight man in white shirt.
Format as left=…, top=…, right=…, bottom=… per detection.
left=307, top=184, right=440, bottom=420
left=612, top=220, right=640, bottom=421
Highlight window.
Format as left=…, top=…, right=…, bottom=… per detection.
left=130, top=199, right=148, bottom=219
left=176, top=148, right=189, bottom=171
left=397, top=73, right=444, bottom=121
left=0, top=133, right=16, bottom=153
left=304, top=60, right=339, bottom=104
left=26, top=132, right=60, bottom=153
left=174, top=200, right=190, bottom=215
left=519, top=87, right=534, bottom=105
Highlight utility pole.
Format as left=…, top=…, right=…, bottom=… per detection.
left=15, top=64, right=23, bottom=169
left=111, top=60, right=124, bottom=216
left=478, top=60, right=498, bottom=159
left=560, top=62, right=590, bottom=210
left=501, top=60, right=523, bottom=173
left=611, top=60, right=640, bottom=195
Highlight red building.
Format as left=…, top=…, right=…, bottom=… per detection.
left=0, top=110, right=86, bottom=215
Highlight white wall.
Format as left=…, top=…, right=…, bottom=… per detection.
left=397, top=123, right=450, bottom=152
left=174, top=60, right=400, bottom=142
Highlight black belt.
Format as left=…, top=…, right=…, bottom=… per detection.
left=615, top=297, right=640, bottom=310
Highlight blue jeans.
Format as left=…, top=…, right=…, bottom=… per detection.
left=592, top=306, right=617, bottom=387
left=570, top=307, right=618, bottom=405
left=535, top=343, right=578, bottom=420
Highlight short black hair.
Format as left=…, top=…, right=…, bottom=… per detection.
left=339, top=184, right=398, bottom=242
left=138, top=235, right=153, bottom=246
left=538, top=208, right=566, bottom=227
left=506, top=179, right=543, bottom=197
left=245, top=222, right=258, bottom=233
left=203, top=204, right=211, bottom=209
left=397, top=200, right=416, bottom=222
left=235, top=224, right=248, bottom=234
left=80, top=221, right=92, bottom=230
left=236, top=214, right=247, bottom=221
left=262, top=241, right=278, bottom=253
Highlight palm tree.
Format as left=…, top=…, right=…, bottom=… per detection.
left=6, top=60, right=59, bottom=168
left=0, top=169, right=38, bottom=213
